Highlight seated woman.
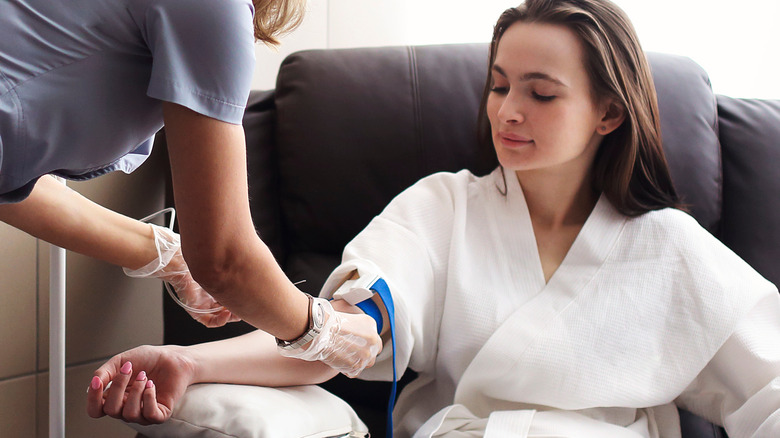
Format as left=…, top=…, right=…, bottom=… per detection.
left=86, top=0, right=780, bottom=436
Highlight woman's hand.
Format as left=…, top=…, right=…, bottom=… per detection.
left=278, top=300, right=383, bottom=378
left=86, top=345, right=197, bottom=425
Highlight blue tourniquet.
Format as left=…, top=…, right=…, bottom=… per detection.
left=354, top=278, right=396, bottom=438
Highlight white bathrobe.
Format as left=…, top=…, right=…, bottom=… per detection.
left=320, top=168, right=780, bottom=438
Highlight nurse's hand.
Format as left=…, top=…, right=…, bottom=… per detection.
left=124, top=224, right=240, bottom=327
left=278, top=300, right=383, bottom=378
left=159, top=254, right=241, bottom=327
left=86, top=345, right=195, bottom=425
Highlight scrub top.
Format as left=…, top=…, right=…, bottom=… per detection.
left=0, top=0, right=256, bottom=203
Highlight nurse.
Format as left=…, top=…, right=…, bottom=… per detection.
left=0, top=0, right=381, bottom=376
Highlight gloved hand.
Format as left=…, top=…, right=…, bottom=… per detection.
left=123, top=223, right=240, bottom=328
left=277, top=298, right=382, bottom=378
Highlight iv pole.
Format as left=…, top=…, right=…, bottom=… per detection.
left=49, top=176, right=66, bottom=438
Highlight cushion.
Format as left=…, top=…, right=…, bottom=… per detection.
left=128, top=383, right=368, bottom=438
left=717, top=95, right=780, bottom=287
left=647, top=52, right=721, bottom=233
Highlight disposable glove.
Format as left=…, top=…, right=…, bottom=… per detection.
left=278, top=298, right=382, bottom=378
left=124, top=223, right=240, bottom=327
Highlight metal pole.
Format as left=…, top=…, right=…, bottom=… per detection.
left=49, top=177, right=66, bottom=438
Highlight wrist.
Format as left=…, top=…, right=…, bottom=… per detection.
left=276, top=295, right=330, bottom=350
left=179, top=345, right=206, bottom=385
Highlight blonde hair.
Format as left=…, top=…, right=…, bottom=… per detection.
left=253, top=0, right=306, bottom=46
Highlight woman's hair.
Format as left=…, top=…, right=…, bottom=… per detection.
left=478, top=0, right=682, bottom=216
left=252, top=0, right=306, bottom=46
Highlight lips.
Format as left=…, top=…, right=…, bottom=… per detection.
left=498, top=132, right=533, bottom=148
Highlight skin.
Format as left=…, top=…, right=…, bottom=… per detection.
left=487, top=22, right=624, bottom=282
left=86, top=299, right=384, bottom=424
left=85, top=21, right=626, bottom=427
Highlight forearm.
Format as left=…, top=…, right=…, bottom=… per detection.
left=187, top=330, right=338, bottom=387
left=163, top=102, right=309, bottom=340
left=0, top=175, right=157, bottom=269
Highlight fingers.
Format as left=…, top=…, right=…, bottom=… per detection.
left=90, top=361, right=167, bottom=425
left=121, top=371, right=149, bottom=424
left=326, top=312, right=384, bottom=377
left=86, top=375, right=106, bottom=418
left=142, top=380, right=171, bottom=424
left=190, top=308, right=238, bottom=328
left=102, top=361, right=134, bottom=418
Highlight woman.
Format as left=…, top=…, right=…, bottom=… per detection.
left=0, top=0, right=380, bottom=376
left=86, top=0, right=780, bottom=436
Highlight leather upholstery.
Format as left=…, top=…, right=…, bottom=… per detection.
left=161, top=44, right=780, bottom=437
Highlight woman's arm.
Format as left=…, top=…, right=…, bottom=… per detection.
left=86, top=330, right=339, bottom=424
left=0, top=175, right=238, bottom=327
left=87, top=300, right=365, bottom=424
left=676, top=292, right=780, bottom=436
left=0, top=175, right=157, bottom=270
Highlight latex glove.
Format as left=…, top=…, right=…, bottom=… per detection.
left=87, top=345, right=195, bottom=424
left=124, top=223, right=240, bottom=327
left=278, top=299, right=382, bottom=378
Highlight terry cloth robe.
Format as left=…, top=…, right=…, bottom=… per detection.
left=320, top=168, right=780, bottom=438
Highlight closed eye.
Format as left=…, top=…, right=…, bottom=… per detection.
left=533, top=92, right=556, bottom=102
left=490, top=86, right=509, bottom=94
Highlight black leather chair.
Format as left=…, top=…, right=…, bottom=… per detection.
left=159, top=44, right=780, bottom=437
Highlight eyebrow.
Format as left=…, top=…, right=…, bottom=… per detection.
left=492, top=64, right=567, bottom=87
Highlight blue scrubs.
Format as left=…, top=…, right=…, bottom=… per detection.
left=0, top=0, right=256, bottom=203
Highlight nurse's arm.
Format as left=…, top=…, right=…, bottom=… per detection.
left=0, top=174, right=158, bottom=269
left=161, top=102, right=311, bottom=341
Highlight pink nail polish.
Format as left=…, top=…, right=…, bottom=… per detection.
left=145, top=379, right=154, bottom=389
left=136, top=371, right=147, bottom=381
left=120, top=361, right=132, bottom=375
left=90, top=376, right=101, bottom=390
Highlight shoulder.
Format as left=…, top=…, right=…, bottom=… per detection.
left=143, top=0, right=254, bottom=22
left=382, top=170, right=481, bottom=215
left=627, top=208, right=775, bottom=292
left=141, top=0, right=255, bottom=124
left=142, top=0, right=254, bottom=44
left=627, top=208, right=724, bottom=260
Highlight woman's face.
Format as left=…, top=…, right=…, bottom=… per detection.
left=487, top=22, right=608, bottom=178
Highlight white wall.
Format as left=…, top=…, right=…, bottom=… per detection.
left=253, top=0, right=779, bottom=99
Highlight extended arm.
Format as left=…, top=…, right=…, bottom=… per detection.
left=0, top=175, right=237, bottom=327
left=87, top=300, right=366, bottom=424
left=0, top=175, right=157, bottom=269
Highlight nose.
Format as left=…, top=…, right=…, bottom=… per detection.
left=496, top=93, right=525, bottom=125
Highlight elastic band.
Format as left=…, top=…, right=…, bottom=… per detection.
left=368, top=278, right=396, bottom=438
left=355, top=298, right=384, bottom=334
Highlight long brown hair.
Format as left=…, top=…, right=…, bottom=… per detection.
left=252, top=0, right=306, bottom=46
left=478, top=0, right=682, bottom=216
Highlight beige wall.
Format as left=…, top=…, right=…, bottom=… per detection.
left=0, top=147, right=167, bottom=437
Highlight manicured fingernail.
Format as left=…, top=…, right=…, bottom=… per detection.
left=136, top=371, right=147, bottom=381
left=91, top=376, right=101, bottom=390
left=145, top=379, right=154, bottom=389
left=120, top=361, right=132, bottom=375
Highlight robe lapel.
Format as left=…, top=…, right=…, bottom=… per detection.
left=454, top=173, right=627, bottom=417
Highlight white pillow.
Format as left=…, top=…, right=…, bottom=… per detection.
left=128, top=383, right=369, bottom=438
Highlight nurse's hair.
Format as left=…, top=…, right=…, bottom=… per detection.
left=478, top=0, right=682, bottom=216
left=253, top=0, right=306, bottom=46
